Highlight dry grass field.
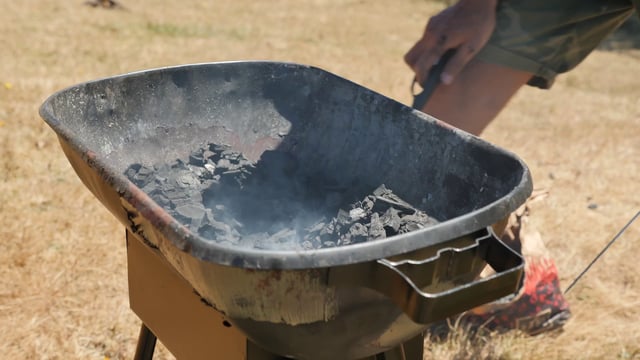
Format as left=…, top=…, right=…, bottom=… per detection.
left=1, top=1, right=639, bottom=359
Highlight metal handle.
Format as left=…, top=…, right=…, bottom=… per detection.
left=371, top=229, right=523, bottom=324
left=411, top=48, right=457, bottom=110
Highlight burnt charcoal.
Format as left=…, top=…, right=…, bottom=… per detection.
left=348, top=207, right=367, bottom=222
left=170, top=198, right=196, bottom=209
left=380, top=207, right=402, bottom=234
left=202, top=149, right=216, bottom=160
left=209, top=143, right=227, bottom=152
left=335, top=209, right=352, bottom=226
left=203, top=163, right=216, bottom=175
left=199, top=217, right=241, bottom=242
left=152, top=193, right=171, bottom=208
left=128, top=164, right=156, bottom=188
left=125, top=143, right=440, bottom=252
left=305, top=184, right=439, bottom=247
left=176, top=171, right=200, bottom=188
left=368, top=213, right=386, bottom=240
left=175, top=204, right=206, bottom=221
left=125, top=164, right=141, bottom=181
left=171, top=159, right=188, bottom=170
left=270, top=228, right=297, bottom=243
left=306, top=220, right=326, bottom=234
left=301, top=240, right=315, bottom=250
left=141, top=181, right=158, bottom=193
left=348, top=222, right=369, bottom=244
left=372, top=184, right=416, bottom=214
left=216, top=158, right=233, bottom=170
left=239, top=232, right=270, bottom=249
left=398, top=213, right=438, bottom=234
left=162, top=187, right=190, bottom=200
left=189, top=152, right=205, bottom=166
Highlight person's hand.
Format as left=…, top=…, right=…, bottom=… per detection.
left=405, top=0, right=498, bottom=86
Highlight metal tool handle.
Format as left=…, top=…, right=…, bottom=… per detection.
left=373, top=229, right=524, bottom=324
left=411, top=48, right=457, bottom=110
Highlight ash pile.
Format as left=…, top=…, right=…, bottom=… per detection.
left=125, top=143, right=439, bottom=250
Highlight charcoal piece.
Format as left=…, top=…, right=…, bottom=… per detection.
left=349, top=207, right=367, bottom=222
left=163, top=187, right=188, bottom=200
left=203, top=163, right=216, bottom=174
left=221, top=149, right=244, bottom=162
left=218, top=172, right=246, bottom=188
left=188, top=152, right=205, bottom=166
left=360, top=196, right=376, bottom=212
left=202, top=150, right=216, bottom=160
left=240, top=232, right=270, bottom=248
left=170, top=159, right=188, bottom=170
left=270, top=228, right=297, bottom=243
left=188, top=166, right=204, bottom=179
left=221, top=169, right=244, bottom=176
left=348, top=222, right=369, bottom=244
left=176, top=171, right=200, bottom=188
left=318, top=220, right=337, bottom=237
left=175, top=204, right=206, bottom=220
left=380, top=207, right=402, bottom=234
left=151, top=193, right=171, bottom=208
left=368, top=213, right=386, bottom=239
left=141, top=181, right=158, bottom=193
left=404, top=212, right=439, bottom=227
left=305, top=220, right=327, bottom=235
left=126, top=163, right=141, bottom=176
left=174, top=204, right=206, bottom=228
left=200, top=179, right=216, bottom=189
left=398, top=213, right=436, bottom=234
left=129, top=165, right=156, bottom=188
left=336, top=209, right=352, bottom=226
left=199, top=218, right=240, bottom=242
left=216, top=158, right=233, bottom=170
left=170, top=198, right=194, bottom=209
left=209, top=143, right=230, bottom=153
left=372, top=184, right=416, bottom=214
left=205, top=208, right=243, bottom=231
left=136, top=165, right=154, bottom=177
left=124, top=143, right=440, bottom=252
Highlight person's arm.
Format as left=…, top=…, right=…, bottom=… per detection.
left=404, top=0, right=498, bottom=86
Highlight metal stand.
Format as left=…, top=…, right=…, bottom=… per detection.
left=132, top=327, right=421, bottom=360
left=126, top=230, right=423, bottom=360
left=134, top=324, right=157, bottom=360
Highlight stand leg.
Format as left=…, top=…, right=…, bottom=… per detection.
left=399, top=333, right=423, bottom=360
left=374, top=333, right=423, bottom=360
left=134, top=324, right=157, bottom=360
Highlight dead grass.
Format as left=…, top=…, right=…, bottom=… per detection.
left=1, top=1, right=639, bottom=359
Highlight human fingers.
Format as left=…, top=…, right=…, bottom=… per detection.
left=440, top=42, right=481, bottom=84
left=404, top=38, right=427, bottom=69
left=412, top=32, right=453, bottom=85
left=404, top=12, right=454, bottom=82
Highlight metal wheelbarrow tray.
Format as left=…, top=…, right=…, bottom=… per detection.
left=40, top=61, right=532, bottom=359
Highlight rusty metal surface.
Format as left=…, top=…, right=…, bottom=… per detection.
left=39, top=61, right=532, bottom=269
left=40, top=61, right=530, bottom=359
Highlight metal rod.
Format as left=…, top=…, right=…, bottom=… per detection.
left=133, top=323, right=157, bottom=360
left=411, top=49, right=457, bottom=110
left=565, top=210, right=640, bottom=294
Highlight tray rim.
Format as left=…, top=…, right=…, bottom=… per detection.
left=39, top=60, right=533, bottom=270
